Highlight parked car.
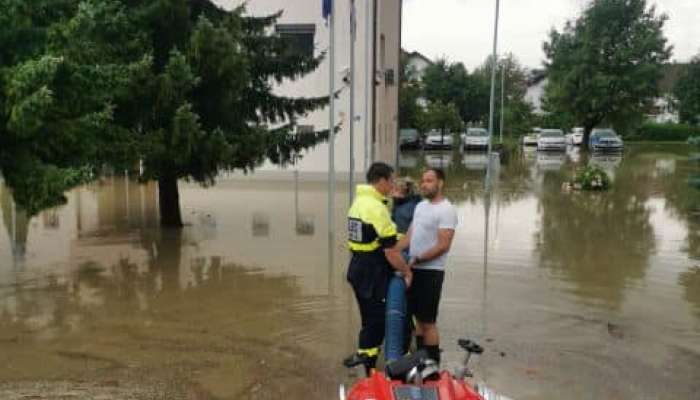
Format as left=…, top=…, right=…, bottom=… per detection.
left=399, top=129, right=422, bottom=150
left=424, top=130, right=454, bottom=150
left=537, top=129, right=567, bottom=151
left=567, top=127, right=584, bottom=146
left=589, top=128, right=624, bottom=152
left=522, top=130, right=540, bottom=146
left=461, top=128, right=490, bottom=151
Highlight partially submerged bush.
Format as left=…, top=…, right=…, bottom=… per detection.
left=574, top=165, right=611, bottom=191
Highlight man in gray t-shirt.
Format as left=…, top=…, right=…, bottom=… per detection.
left=398, top=168, right=457, bottom=365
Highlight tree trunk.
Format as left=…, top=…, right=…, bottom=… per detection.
left=158, top=174, right=183, bottom=228
left=583, top=125, right=594, bottom=151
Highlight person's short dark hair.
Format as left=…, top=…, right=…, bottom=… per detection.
left=366, top=162, right=394, bottom=184
left=424, top=167, right=445, bottom=182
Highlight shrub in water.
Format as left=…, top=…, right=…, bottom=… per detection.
left=574, top=165, right=611, bottom=191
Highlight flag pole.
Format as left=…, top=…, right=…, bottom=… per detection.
left=349, top=0, right=357, bottom=204
left=326, top=0, right=337, bottom=266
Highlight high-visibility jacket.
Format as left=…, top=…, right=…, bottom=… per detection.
left=347, top=184, right=399, bottom=253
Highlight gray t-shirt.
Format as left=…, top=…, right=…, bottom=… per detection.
left=409, top=198, right=458, bottom=270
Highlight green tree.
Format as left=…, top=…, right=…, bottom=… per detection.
left=119, top=1, right=330, bottom=227
left=0, top=0, right=146, bottom=214
left=422, top=59, right=490, bottom=125
left=473, top=54, right=534, bottom=137
left=674, top=55, right=700, bottom=125
left=419, top=101, right=463, bottom=142
left=399, top=52, right=425, bottom=130
left=543, top=0, right=672, bottom=148
left=1, top=1, right=330, bottom=226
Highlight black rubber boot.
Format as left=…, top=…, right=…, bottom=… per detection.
left=363, top=355, right=378, bottom=377
left=342, top=353, right=378, bottom=377
left=425, top=344, right=440, bottom=365
left=416, top=336, right=425, bottom=350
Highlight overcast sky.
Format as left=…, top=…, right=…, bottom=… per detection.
left=402, top=0, right=699, bottom=70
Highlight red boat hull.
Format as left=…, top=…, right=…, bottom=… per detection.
left=347, top=371, right=484, bottom=400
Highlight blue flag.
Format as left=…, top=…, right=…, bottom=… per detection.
left=322, top=0, right=332, bottom=22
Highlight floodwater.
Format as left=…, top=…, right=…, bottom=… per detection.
left=1, top=144, right=699, bottom=399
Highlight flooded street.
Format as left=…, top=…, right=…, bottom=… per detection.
left=1, top=144, right=699, bottom=399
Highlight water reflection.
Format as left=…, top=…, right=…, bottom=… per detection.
left=425, top=151, right=454, bottom=169
left=1, top=145, right=699, bottom=399
left=536, top=152, right=566, bottom=171
left=535, top=155, right=655, bottom=308
left=680, top=266, right=700, bottom=318
left=0, top=185, right=29, bottom=266
left=463, top=152, right=489, bottom=171
left=589, top=153, right=623, bottom=180
left=0, top=252, right=342, bottom=398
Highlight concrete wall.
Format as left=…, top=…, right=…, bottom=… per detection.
left=215, top=0, right=401, bottom=174
left=374, top=0, right=401, bottom=167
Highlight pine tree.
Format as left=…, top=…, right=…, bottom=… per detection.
left=1, top=0, right=330, bottom=224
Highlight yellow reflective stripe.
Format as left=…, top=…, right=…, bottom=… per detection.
left=358, top=347, right=380, bottom=357
left=348, top=242, right=381, bottom=252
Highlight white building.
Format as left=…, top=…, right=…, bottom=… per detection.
left=525, top=70, right=547, bottom=115
left=217, top=0, right=402, bottom=177
left=647, top=96, right=679, bottom=124
left=402, top=49, right=433, bottom=82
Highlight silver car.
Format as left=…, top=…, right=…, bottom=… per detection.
left=537, top=129, right=567, bottom=151
left=424, top=130, right=454, bottom=150
left=462, top=128, right=490, bottom=151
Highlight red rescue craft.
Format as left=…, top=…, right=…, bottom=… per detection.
left=342, top=340, right=497, bottom=400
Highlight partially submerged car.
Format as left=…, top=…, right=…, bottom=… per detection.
left=537, top=129, right=566, bottom=151
left=589, top=128, right=624, bottom=152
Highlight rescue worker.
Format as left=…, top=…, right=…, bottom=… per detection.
left=343, top=162, right=412, bottom=375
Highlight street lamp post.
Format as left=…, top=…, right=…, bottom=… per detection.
left=500, top=61, right=505, bottom=144
left=486, top=0, right=501, bottom=190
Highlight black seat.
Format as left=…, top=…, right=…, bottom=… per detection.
left=457, top=339, right=483, bottom=354
left=385, top=349, right=429, bottom=381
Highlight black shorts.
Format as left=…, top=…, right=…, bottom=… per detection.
left=408, top=269, right=445, bottom=324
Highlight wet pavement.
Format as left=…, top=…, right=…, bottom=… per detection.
left=1, top=144, right=699, bottom=399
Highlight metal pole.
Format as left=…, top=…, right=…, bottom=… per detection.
left=363, top=0, right=371, bottom=172
left=349, top=0, right=357, bottom=204
left=500, top=61, right=505, bottom=144
left=328, top=0, right=337, bottom=260
left=486, top=0, right=500, bottom=190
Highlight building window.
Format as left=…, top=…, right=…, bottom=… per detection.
left=275, top=24, right=316, bottom=58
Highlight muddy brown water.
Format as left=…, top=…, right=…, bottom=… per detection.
left=1, top=144, right=699, bottom=399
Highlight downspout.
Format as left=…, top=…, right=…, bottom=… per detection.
left=371, top=0, right=378, bottom=164
left=395, top=0, right=403, bottom=169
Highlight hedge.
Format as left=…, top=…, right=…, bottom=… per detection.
left=624, top=123, right=700, bottom=141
